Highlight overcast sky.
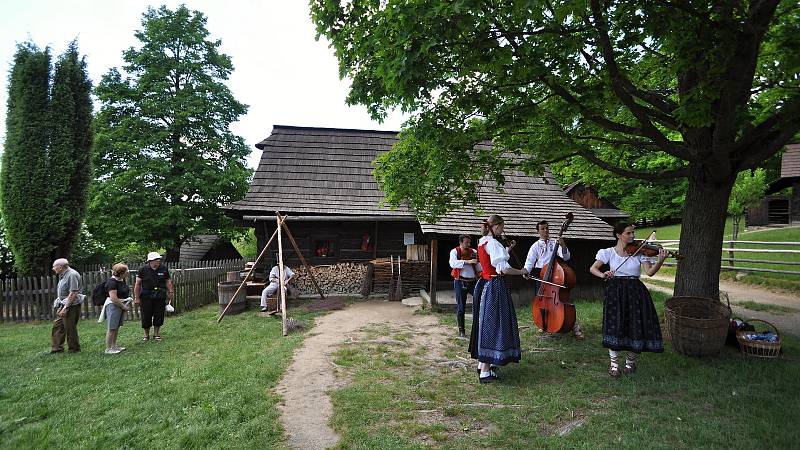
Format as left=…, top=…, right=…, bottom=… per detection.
left=0, top=0, right=408, bottom=168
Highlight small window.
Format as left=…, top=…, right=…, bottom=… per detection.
left=314, top=239, right=332, bottom=257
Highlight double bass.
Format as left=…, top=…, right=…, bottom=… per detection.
left=532, top=213, right=577, bottom=333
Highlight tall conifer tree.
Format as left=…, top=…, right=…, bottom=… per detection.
left=48, top=41, right=93, bottom=260
left=0, top=44, right=53, bottom=274
left=0, top=42, right=92, bottom=274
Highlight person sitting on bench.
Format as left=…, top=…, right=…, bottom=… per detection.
left=260, top=265, right=296, bottom=312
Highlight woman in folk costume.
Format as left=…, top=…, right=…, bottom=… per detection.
left=468, top=224, right=489, bottom=366
left=475, top=214, right=527, bottom=383
left=589, top=222, right=667, bottom=378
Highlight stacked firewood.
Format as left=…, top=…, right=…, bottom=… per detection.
left=292, top=263, right=368, bottom=295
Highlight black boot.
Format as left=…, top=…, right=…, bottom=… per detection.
left=457, top=313, right=466, bottom=338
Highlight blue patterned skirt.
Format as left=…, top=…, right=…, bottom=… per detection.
left=477, top=277, right=521, bottom=365
left=468, top=278, right=487, bottom=359
left=602, top=277, right=664, bottom=353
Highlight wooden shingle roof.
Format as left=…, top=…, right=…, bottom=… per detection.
left=179, top=235, right=221, bottom=262
left=226, top=126, right=415, bottom=218
left=224, top=126, right=612, bottom=240
left=781, top=144, right=800, bottom=178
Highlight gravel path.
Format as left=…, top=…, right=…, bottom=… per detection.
left=275, top=300, right=448, bottom=449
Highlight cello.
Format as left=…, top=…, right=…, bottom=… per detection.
left=532, top=213, right=577, bottom=334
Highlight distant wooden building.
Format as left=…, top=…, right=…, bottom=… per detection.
left=223, top=125, right=614, bottom=302
left=564, top=182, right=630, bottom=225
left=748, top=143, right=800, bottom=226
left=178, top=235, right=242, bottom=263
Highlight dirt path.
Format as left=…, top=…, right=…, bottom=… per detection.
left=643, top=275, right=800, bottom=336
left=275, top=300, right=449, bottom=450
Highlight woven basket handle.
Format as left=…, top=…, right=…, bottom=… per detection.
left=719, top=291, right=731, bottom=312
left=742, top=318, right=781, bottom=341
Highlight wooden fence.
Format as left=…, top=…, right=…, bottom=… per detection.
left=0, top=259, right=243, bottom=323
left=655, top=240, right=800, bottom=276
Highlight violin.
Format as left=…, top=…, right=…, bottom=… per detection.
left=532, top=213, right=577, bottom=334
left=624, top=240, right=684, bottom=260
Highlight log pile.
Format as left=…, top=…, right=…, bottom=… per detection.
left=292, top=263, right=369, bottom=295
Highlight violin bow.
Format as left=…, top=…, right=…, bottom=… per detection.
left=526, top=276, right=566, bottom=289
left=610, top=230, right=657, bottom=275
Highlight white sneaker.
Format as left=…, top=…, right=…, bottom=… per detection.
left=104, top=348, right=122, bottom=354
left=114, top=346, right=126, bottom=352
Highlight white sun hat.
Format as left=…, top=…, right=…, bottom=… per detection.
left=146, top=252, right=163, bottom=262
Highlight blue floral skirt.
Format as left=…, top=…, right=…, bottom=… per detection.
left=477, top=277, right=521, bottom=365
left=468, top=278, right=487, bottom=359
left=602, top=277, right=664, bottom=353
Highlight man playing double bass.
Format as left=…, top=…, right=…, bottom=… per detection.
left=523, top=220, right=584, bottom=340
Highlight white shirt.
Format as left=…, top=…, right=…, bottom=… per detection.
left=478, top=235, right=512, bottom=274
left=448, top=247, right=482, bottom=279
left=268, top=266, right=294, bottom=283
left=523, top=238, right=571, bottom=273
left=595, top=248, right=655, bottom=277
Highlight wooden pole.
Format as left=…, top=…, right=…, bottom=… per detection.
left=429, top=239, right=438, bottom=306
left=277, top=212, right=288, bottom=336
left=279, top=215, right=325, bottom=299
left=217, top=218, right=283, bottom=323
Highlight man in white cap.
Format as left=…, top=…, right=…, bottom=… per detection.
left=133, top=252, right=173, bottom=341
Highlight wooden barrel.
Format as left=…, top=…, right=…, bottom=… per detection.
left=218, top=281, right=247, bottom=314
left=226, top=271, right=240, bottom=282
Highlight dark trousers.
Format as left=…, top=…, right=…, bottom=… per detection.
left=51, top=305, right=81, bottom=352
left=140, top=297, right=166, bottom=329
left=454, top=279, right=476, bottom=316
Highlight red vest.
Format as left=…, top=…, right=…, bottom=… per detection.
left=451, top=246, right=477, bottom=279
left=478, top=242, right=497, bottom=280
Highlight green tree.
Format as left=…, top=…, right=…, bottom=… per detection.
left=312, top=0, right=800, bottom=298
left=48, top=42, right=94, bottom=260
left=1, top=42, right=93, bottom=275
left=91, top=5, right=251, bottom=261
left=1, top=43, right=51, bottom=274
left=728, top=169, right=768, bottom=240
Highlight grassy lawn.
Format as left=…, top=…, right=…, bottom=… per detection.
left=0, top=304, right=317, bottom=449
left=330, top=292, right=800, bottom=449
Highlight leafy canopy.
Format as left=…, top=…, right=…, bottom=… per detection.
left=312, top=0, right=800, bottom=221
left=91, top=5, right=251, bottom=259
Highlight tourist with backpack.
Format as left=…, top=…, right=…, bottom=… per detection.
left=98, top=264, right=132, bottom=354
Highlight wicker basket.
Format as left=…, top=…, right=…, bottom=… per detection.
left=737, top=319, right=781, bottom=359
left=664, top=295, right=731, bottom=356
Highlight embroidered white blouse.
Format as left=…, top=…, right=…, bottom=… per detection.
left=595, top=247, right=656, bottom=277
left=523, top=238, right=571, bottom=273
left=479, top=235, right=512, bottom=274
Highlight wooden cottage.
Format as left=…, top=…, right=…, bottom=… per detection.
left=748, top=143, right=800, bottom=226
left=223, top=125, right=614, bottom=302
left=178, top=235, right=242, bottom=264
left=564, top=182, right=630, bottom=225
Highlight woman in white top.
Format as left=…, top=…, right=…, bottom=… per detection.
left=590, top=222, right=667, bottom=378
left=475, top=215, right=527, bottom=383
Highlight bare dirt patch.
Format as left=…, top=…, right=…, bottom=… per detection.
left=275, top=299, right=452, bottom=449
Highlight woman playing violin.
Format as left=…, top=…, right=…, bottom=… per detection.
left=474, top=214, right=527, bottom=383
left=589, top=222, right=667, bottom=378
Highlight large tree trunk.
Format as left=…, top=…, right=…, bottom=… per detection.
left=674, top=164, right=736, bottom=298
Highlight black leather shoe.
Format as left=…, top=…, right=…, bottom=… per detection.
left=479, top=371, right=499, bottom=384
